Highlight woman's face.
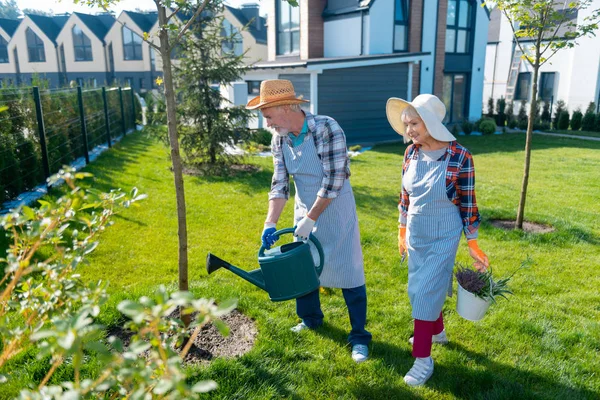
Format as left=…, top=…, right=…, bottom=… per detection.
left=402, top=114, right=431, bottom=144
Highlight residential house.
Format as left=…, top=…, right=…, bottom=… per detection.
left=223, top=4, right=268, bottom=63
left=0, top=18, right=20, bottom=87
left=241, top=0, right=490, bottom=143
left=484, top=4, right=600, bottom=115
left=5, top=14, right=69, bottom=87
left=55, top=12, right=115, bottom=88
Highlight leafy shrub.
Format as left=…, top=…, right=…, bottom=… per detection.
left=480, top=119, right=497, bottom=135
left=349, top=145, right=362, bottom=152
left=517, top=100, right=528, bottom=130
left=461, top=120, right=474, bottom=135
left=595, top=113, right=600, bottom=132
left=570, top=109, right=583, bottom=131
left=553, top=100, right=566, bottom=129
left=541, top=102, right=551, bottom=124
left=487, top=97, right=495, bottom=117
left=582, top=105, right=596, bottom=131
left=451, top=124, right=460, bottom=137
left=250, top=128, right=272, bottom=146
left=558, top=110, right=570, bottom=130
left=495, top=97, right=507, bottom=127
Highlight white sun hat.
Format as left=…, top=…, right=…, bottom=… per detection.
left=386, top=94, right=456, bottom=142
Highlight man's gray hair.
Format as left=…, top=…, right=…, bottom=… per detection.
left=273, top=104, right=302, bottom=112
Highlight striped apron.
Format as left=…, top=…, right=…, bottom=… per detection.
left=404, top=152, right=463, bottom=321
left=282, top=135, right=365, bottom=289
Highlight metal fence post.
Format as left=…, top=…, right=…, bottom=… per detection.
left=119, top=87, right=126, bottom=135
left=102, top=87, right=112, bottom=148
left=130, top=88, right=136, bottom=130
left=77, top=86, right=90, bottom=164
left=32, top=86, right=50, bottom=187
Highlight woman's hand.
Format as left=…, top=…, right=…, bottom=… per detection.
left=398, top=226, right=407, bottom=256
left=468, top=239, right=489, bottom=271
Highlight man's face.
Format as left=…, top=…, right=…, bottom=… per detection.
left=261, top=107, right=291, bottom=136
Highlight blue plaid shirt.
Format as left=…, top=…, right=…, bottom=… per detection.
left=269, top=112, right=351, bottom=200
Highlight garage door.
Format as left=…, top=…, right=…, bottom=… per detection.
left=318, top=63, right=409, bottom=144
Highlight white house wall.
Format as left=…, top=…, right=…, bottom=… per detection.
left=419, top=0, right=438, bottom=94
left=367, top=0, right=393, bottom=54
left=324, top=15, right=362, bottom=57
left=468, top=4, right=489, bottom=119
left=56, top=15, right=107, bottom=73
left=8, top=16, right=59, bottom=75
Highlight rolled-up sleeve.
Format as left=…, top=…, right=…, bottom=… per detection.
left=458, top=152, right=480, bottom=239
left=317, top=120, right=350, bottom=199
left=269, top=136, right=289, bottom=200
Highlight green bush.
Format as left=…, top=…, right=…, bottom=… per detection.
left=570, top=109, right=583, bottom=131
left=582, top=110, right=596, bottom=131
left=553, top=100, right=566, bottom=129
left=480, top=119, right=497, bottom=135
left=461, top=120, right=474, bottom=135
left=496, top=97, right=507, bottom=127
left=250, top=128, right=272, bottom=146
left=517, top=101, right=528, bottom=130
left=541, top=102, right=551, bottom=124
left=505, top=101, right=515, bottom=127
left=349, top=145, right=362, bottom=152
left=595, top=113, right=600, bottom=132
left=558, top=110, right=570, bottom=130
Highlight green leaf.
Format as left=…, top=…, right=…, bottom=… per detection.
left=129, top=340, right=151, bottom=354
left=0, top=374, right=7, bottom=383
left=21, top=206, right=35, bottom=220
left=84, top=340, right=110, bottom=355
left=30, top=330, right=56, bottom=341
left=152, top=379, right=173, bottom=395
left=191, top=380, right=218, bottom=393
left=118, top=300, right=145, bottom=318
left=214, top=298, right=237, bottom=317
left=213, top=319, right=230, bottom=337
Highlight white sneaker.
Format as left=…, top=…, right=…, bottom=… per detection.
left=290, top=322, right=309, bottom=333
left=404, top=357, right=434, bottom=386
left=408, top=330, right=449, bottom=345
left=351, top=344, right=369, bottom=363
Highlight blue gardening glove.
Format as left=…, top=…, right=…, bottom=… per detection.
left=262, top=222, right=279, bottom=250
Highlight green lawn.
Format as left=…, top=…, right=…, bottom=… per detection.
left=2, top=130, right=599, bottom=399
left=547, top=129, right=600, bottom=138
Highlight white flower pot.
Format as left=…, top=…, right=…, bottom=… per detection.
left=456, top=282, right=491, bottom=321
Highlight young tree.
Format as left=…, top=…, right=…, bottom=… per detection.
left=176, top=0, right=253, bottom=167
left=489, top=0, right=600, bottom=229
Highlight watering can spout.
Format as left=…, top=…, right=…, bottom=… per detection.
left=206, top=253, right=266, bottom=291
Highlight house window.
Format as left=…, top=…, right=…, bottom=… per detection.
left=124, top=77, right=133, bottom=87
left=139, top=78, right=145, bottom=90
left=122, top=26, right=143, bottom=60
left=0, top=36, right=8, bottom=63
left=445, top=0, right=473, bottom=54
left=72, top=25, right=93, bottom=61
left=222, top=19, right=243, bottom=56
left=442, top=73, right=468, bottom=123
left=26, top=28, right=46, bottom=62
left=394, top=0, right=409, bottom=51
left=515, top=72, right=531, bottom=101
left=277, top=0, right=300, bottom=56
left=247, top=80, right=261, bottom=95
left=539, top=72, right=555, bottom=101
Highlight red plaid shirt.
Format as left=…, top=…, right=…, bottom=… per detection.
left=399, top=141, right=481, bottom=239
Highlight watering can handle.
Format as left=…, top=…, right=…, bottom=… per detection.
left=258, top=227, right=325, bottom=277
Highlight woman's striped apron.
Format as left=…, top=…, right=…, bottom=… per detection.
left=403, top=151, right=462, bottom=321
left=282, top=134, right=365, bottom=289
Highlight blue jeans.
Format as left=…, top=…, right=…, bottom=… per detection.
left=295, top=284, right=372, bottom=346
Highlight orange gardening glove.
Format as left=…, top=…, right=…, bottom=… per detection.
left=398, top=226, right=407, bottom=257
left=468, top=239, right=489, bottom=271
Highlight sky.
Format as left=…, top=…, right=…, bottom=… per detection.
left=13, top=0, right=266, bottom=16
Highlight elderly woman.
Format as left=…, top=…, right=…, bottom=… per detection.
left=386, top=94, right=489, bottom=386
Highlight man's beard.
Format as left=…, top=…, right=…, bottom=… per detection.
left=267, top=126, right=289, bottom=137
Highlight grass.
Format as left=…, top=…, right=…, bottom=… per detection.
left=547, top=129, right=600, bottom=138
left=1, top=130, right=599, bottom=399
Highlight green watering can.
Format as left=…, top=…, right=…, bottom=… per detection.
left=206, top=228, right=324, bottom=302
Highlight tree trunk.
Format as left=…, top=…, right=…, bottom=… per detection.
left=157, top=7, right=190, bottom=317
left=516, top=60, right=540, bottom=229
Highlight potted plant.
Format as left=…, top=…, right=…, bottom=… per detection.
left=455, top=258, right=531, bottom=321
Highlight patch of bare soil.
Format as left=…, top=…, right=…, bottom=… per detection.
left=107, top=309, right=257, bottom=364
left=182, top=164, right=260, bottom=177
left=490, top=219, right=555, bottom=234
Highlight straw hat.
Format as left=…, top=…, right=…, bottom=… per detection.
left=246, top=79, right=309, bottom=110
left=386, top=94, right=456, bottom=142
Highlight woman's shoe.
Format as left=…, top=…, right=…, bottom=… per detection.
left=404, top=357, right=434, bottom=386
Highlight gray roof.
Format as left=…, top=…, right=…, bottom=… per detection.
left=225, top=5, right=266, bottom=44
left=0, top=18, right=20, bottom=37
left=74, top=12, right=115, bottom=44
left=123, top=10, right=158, bottom=33
left=27, top=13, right=69, bottom=44
left=323, top=0, right=369, bottom=17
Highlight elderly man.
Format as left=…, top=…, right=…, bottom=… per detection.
left=246, top=79, right=371, bottom=363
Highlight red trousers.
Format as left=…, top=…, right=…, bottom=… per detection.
left=412, top=312, right=444, bottom=357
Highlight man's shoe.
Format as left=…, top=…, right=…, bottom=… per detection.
left=404, top=357, right=434, bottom=386
left=351, top=344, right=369, bottom=363
left=408, top=330, right=448, bottom=345
left=290, top=322, right=309, bottom=333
